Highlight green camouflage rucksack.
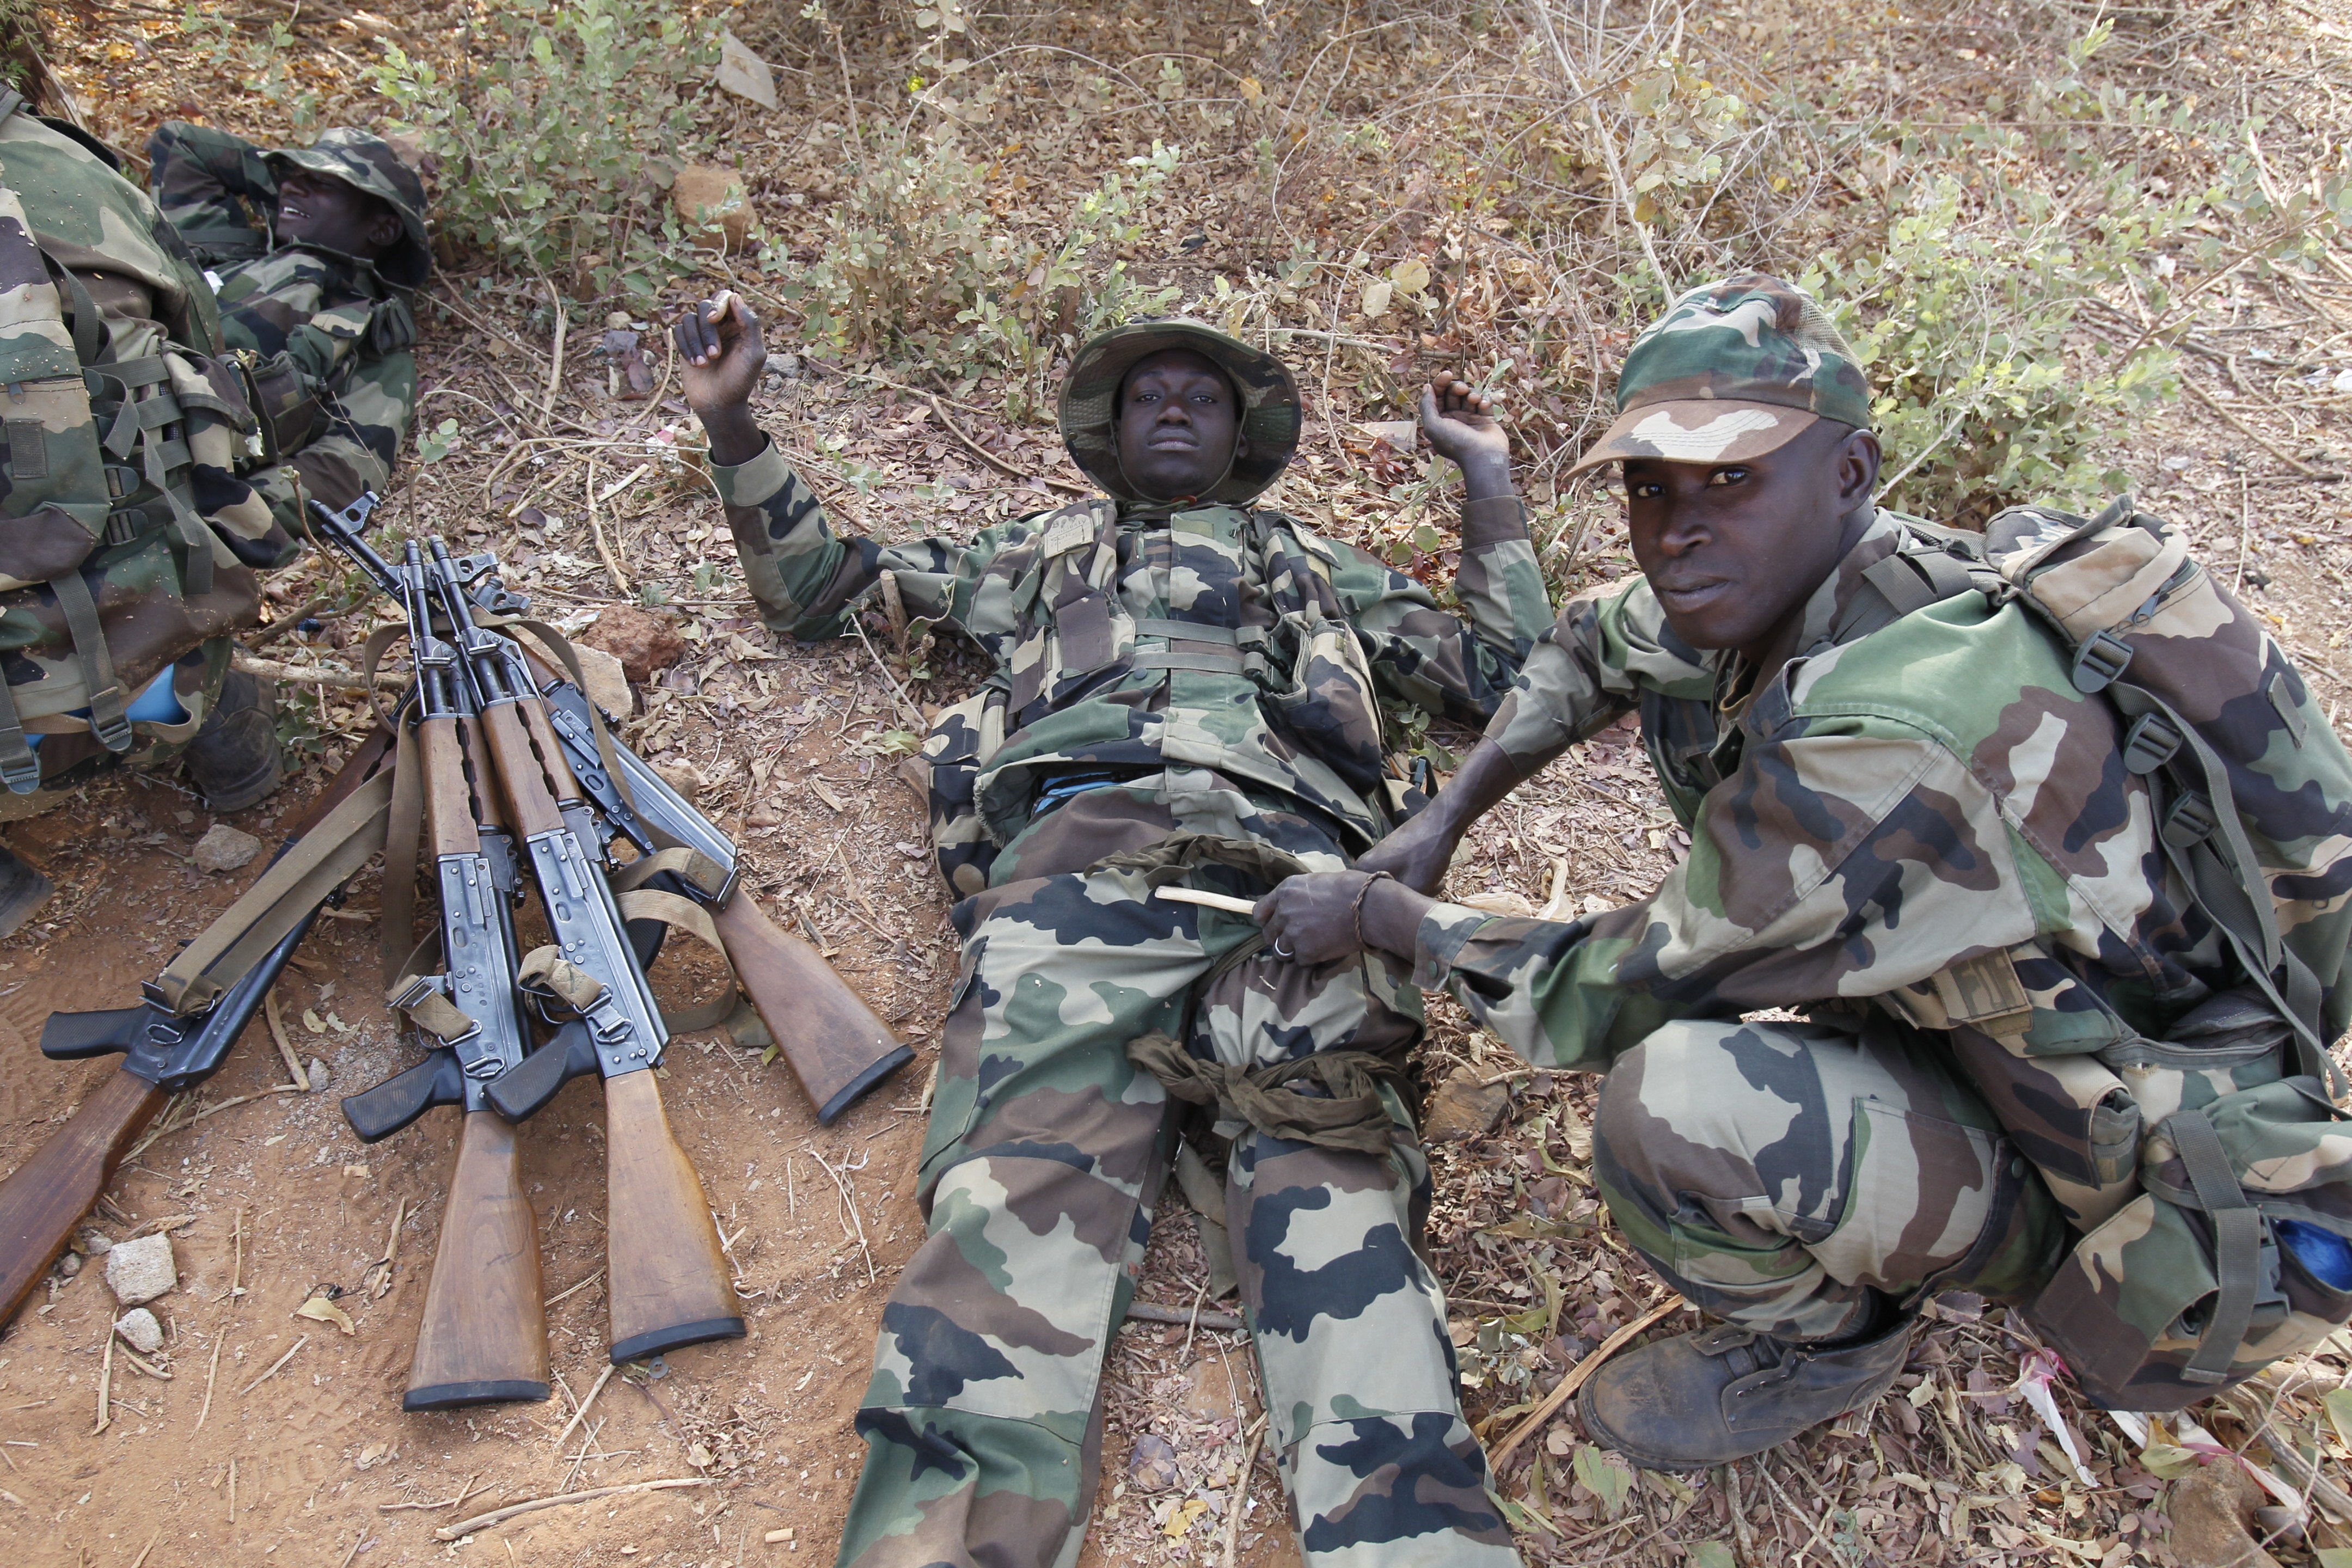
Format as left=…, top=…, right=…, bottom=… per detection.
left=0, top=96, right=287, bottom=796
left=1876, top=496, right=2352, bottom=1410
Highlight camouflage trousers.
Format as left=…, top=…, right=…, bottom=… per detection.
left=1591, top=1015, right=2064, bottom=1340
left=840, top=776, right=1520, bottom=1568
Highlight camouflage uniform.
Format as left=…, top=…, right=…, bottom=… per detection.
left=0, top=102, right=293, bottom=806
left=145, top=123, right=426, bottom=537
left=1407, top=277, right=2352, bottom=1348
left=715, top=322, right=1549, bottom=1567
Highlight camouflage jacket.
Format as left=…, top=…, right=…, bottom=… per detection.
left=1412, top=509, right=2352, bottom=1224
left=146, top=123, right=416, bottom=532
left=0, top=109, right=285, bottom=765
left=714, top=441, right=1551, bottom=884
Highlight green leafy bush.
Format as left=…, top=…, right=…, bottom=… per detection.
left=365, top=0, right=719, bottom=300
left=791, top=136, right=1183, bottom=418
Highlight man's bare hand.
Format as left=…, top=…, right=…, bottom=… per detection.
left=1352, top=807, right=1461, bottom=896
left=673, top=292, right=766, bottom=418
left=1418, top=375, right=1511, bottom=481
left=1254, top=871, right=1437, bottom=965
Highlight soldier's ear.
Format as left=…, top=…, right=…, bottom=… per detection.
left=1837, top=428, right=1881, bottom=509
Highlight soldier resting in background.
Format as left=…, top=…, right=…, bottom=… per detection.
left=145, top=122, right=426, bottom=538
left=676, top=291, right=1553, bottom=1567
left=1258, top=273, right=2352, bottom=1469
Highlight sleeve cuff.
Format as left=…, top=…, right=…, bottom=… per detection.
left=1409, top=901, right=1498, bottom=989
left=712, top=436, right=792, bottom=510
left=1460, top=493, right=1529, bottom=547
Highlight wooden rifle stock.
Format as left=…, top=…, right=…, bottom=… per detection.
left=710, top=895, right=912, bottom=1124
left=404, top=1111, right=548, bottom=1407
left=602, top=1070, right=742, bottom=1362
left=402, top=717, right=549, bottom=1408
left=0, top=1072, right=166, bottom=1329
left=0, top=727, right=395, bottom=1332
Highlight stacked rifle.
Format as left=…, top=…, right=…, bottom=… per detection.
left=0, top=492, right=911, bottom=1412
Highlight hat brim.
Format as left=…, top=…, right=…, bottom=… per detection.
left=1567, top=400, right=1821, bottom=475
left=1059, top=321, right=1300, bottom=506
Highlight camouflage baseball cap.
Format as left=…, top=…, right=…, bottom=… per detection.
left=1569, top=272, right=1871, bottom=474
left=268, top=128, right=431, bottom=288
left=1059, top=320, right=1300, bottom=505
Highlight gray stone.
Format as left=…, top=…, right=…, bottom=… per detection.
left=54, top=1250, right=79, bottom=1278
left=72, top=1228, right=111, bottom=1255
left=113, top=1307, right=163, bottom=1354
left=105, top=1233, right=176, bottom=1306
left=191, top=824, right=262, bottom=873
left=308, top=1058, right=331, bottom=1091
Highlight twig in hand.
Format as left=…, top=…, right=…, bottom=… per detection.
left=433, top=1477, right=710, bottom=1540
left=239, top=1332, right=308, bottom=1395
left=1153, top=886, right=1258, bottom=916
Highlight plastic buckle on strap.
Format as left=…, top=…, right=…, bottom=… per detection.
left=2122, top=712, right=2183, bottom=775
left=2071, top=629, right=2134, bottom=694
left=0, top=748, right=38, bottom=795
left=85, top=693, right=134, bottom=754
left=2162, top=791, right=2218, bottom=849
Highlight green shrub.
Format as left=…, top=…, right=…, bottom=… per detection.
left=365, top=0, right=720, bottom=301
left=790, top=136, right=1183, bottom=418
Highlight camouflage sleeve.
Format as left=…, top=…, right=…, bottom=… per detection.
left=248, top=346, right=413, bottom=541
left=144, top=122, right=273, bottom=265
left=1326, top=496, right=1551, bottom=724
left=1410, top=715, right=2057, bottom=1071
left=712, top=437, right=1015, bottom=641
left=1483, top=575, right=1715, bottom=769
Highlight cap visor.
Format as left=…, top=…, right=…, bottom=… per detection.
left=1567, top=401, right=1820, bottom=474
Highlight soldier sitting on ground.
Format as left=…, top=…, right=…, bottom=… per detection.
left=676, top=291, right=1553, bottom=1567
left=145, top=122, right=427, bottom=540
left=1257, top=273, right=2352, bottom=1469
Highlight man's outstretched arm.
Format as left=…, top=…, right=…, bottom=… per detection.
left=676, top=293, right=991, bottom=641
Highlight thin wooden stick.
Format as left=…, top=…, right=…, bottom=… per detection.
left=93, top=1321, right=112, bottom=1434
left=549, top=1363, right=615, bottom=1456
left=434, top=1477, right=710, bottom=1540
left=227, top=1455, right=237, bottom=1523
left=264, top=989, right=309, bottom=1090
left=262, top=994, right=320, bottom=1092
left=194, top=1334, right=223, bottom=1432
left=369, top=1197, right=407, bottom=1300
left=128, top=1529, right=161, bottom=1568
left=542, top=1267, right=604, bottom=1308
left=239, top=1333, right=308, bottom=1395
left=1154, top=886, right=1258, bottom=915
left=231, top=1206, right=244, bottom=1308
left=584, top=454, right=632, bottom=596
left=1489, top=1295, right=1688, bottom=1471
left=117, top=1345, right=171, bottom=1381
left=1223, top=1414, right=1269, bottom=1568
left=542, top=285, right=567, bottom=424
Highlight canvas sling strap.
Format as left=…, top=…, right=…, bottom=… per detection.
left=152, top=755, right=398, bottom=1014
left=2149, top=1107, right=2264, bottom=1384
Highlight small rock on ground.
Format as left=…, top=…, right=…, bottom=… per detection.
left=191, top=824, right=262, bottom=873
left=105, top=1233, right=176, bottom=1306
left=113, top=1307, right=163, bottom=1353
left=578, top=604, right=686, bottom=684
left=1420, top=1068, right=1509, bottom=1142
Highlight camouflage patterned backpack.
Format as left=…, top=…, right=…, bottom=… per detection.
left=0, top=95, right=284, bottom=797
left=1972, top=496, right=2352, bottom=1411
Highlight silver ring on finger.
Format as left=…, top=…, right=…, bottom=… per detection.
left=1273, top=941, right=1293, bottom=959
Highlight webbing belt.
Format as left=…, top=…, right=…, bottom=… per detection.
left=2164, top=1109, right=2263, bottom=1384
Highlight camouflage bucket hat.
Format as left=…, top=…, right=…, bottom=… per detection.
left=1569, top=272, right=1872, bottom=474
left=268, top=128, right=431, bottom=289
left=1059, top=320, right=1301, bottom=505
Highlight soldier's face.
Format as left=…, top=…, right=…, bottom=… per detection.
left=1114, top=351, right=1247, bottom=501
left=275, top=171, right=400, bottom=260
left=1623, top=420, right=1880, bottom=663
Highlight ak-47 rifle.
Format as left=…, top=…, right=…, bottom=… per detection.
left=336, top=541, right=548, bottom=1410
left=0, top=725, right=396, bottom=1331
left=311, top=494, right=750, bottom=1363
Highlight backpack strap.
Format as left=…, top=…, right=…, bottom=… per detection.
left=2160, top=1108, right=2263, bottom=1385
left=1830, top=523, right=2003, bottom=642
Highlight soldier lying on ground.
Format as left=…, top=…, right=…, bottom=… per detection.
left=145, top=122, right=426, bottom=542
left=1258, top=272, right=2352, bottom=1469
left=676, top=292, right=1552, bottom=1566
left=0, top=101, right=310, bottom=934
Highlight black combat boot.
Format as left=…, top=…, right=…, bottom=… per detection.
left=0, top=841, right=52, bottom=939
left=180, top=669, right=284, bottom=813
left=1577, top=1303, right=1915, bottom=1471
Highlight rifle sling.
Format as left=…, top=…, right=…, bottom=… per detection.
left=379, top=713, right=426, bottom=994
left=154, top=764, right=397, bottom=1013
